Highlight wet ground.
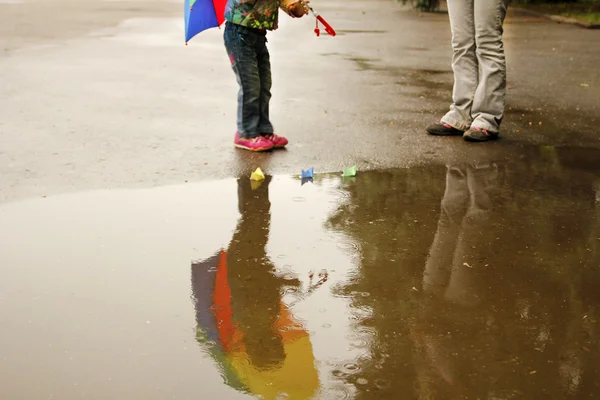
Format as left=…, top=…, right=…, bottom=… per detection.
left=1, top=0, right=599, bottom=203
left=1, top=144, right=599, bottom=399
left=2, top=0, right=600, bottom=398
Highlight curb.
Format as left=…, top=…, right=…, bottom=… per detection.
left=514, top=7, right=600, bottom=29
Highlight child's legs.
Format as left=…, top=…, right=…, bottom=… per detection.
left=224, top=23, right=262, bottom=138
left=257, top=40, right=273, bottom=134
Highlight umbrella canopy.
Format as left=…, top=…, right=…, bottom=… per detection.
left=191, top=250, right=319, bottom=399
left=227, top=304, right=319, bottom=399
left=184, top=0, right=228, bottom=43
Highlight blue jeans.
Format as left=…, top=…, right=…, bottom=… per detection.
left=224, top=22, right=274, bottom=139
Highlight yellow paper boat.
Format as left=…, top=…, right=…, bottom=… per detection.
left=250, top=167, right=265, bottom=181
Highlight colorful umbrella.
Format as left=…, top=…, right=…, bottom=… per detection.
left=191, top=251, right=319, bottom=399
left=184, top=0, right=227, bottom=43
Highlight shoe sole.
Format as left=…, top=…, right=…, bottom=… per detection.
left=463, top=134, right=499, bottom=142
left=426, top=128, right=464, bottom=136
left=234, top=143, right=274, bottom=152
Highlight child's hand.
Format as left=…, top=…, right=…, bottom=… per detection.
left=289, top=1, right=309, bottom=18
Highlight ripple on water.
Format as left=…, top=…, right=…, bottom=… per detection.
left=349, top=291, right=371, bottom=298
left=336, top=241, right=363, bottom=252
left=375, top=378, right=391, bottom=390
left=342, top=362, right=361, bottom=374
left=278, top=321, right=306, bottom=333
left=321, top=386, right=354, bottom=400
left=350, top=337, right=370, bottom=349
left=282, top=272, right=296, bottom=280
left=329, top=187, right=353, bottom=200
left=356, top=378, right=369, bottom=385
left=283, top=286, right=300, bottom=295
left=332, top=369, right=349, bottom=379
left=348, top=326, right=377, bottom=349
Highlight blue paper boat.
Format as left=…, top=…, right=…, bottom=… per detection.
left=301, top=168, right=314, bottom=179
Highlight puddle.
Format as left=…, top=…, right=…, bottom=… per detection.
left=1, top=146, right=600, bottom=399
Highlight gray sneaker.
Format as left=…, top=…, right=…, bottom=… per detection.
left=426, top=122, right=464, bottom=136
left=463, top=127, right=499, bottom=142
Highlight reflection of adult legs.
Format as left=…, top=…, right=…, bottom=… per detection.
left=419, top=166, right=469, bottom=396
left=417, top=164, right=498, bottom=398
left=444, top=164, right=497, bottom=306
left=424, top=166, right=469, bottom=295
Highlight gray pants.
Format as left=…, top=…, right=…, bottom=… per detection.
left=442, top=0, right=508, bottom=133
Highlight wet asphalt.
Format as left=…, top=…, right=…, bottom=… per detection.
left=1, top=0, right=600, bottom=399
left=1, top=0, right=599, bottom=202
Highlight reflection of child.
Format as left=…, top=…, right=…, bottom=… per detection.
left=191, top=175, right=319, bottom=398
left=224, top=0, right=309, bottom=152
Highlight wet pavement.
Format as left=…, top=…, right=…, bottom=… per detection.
left=1, top=0, right=599, bottom=203
left=2, top=0, right=600, bottom=398
left=1, top=145, right=599, bottom=399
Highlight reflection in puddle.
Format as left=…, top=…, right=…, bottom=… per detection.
left=191, top=177, right=319, bottom=399
left=1, top=146, right=599, bottom=399
left=328, top=147, right=600, bottom=399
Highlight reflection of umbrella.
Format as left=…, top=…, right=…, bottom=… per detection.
left=184, top=0, right=227, bottom=44
left=191, top=251, right=319, bottom=399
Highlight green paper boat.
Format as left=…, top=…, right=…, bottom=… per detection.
left=342, top=165, right=357, bottom=177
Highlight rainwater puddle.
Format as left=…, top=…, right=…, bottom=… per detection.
left=1, top=145, right=600, bottom=399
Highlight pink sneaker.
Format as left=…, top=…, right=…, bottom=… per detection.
left=234, top=132, right=274, bottom=152
left=261, top=133, right=288, bottom=149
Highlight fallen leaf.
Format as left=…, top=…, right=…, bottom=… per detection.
left=411, top=287, right=418, bottom=292
left=580, top=83, right=589, bottom=87
left=583, top=347, right=590, bottom=352
left=529, top=371, right=537, bottom=375
left=463, top=262, right=473, bottom=268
